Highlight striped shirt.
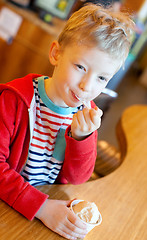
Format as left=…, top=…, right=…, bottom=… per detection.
left=21, top=76, right=82, bottom=186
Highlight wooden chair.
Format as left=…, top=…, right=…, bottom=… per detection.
left=90, top=88, right=121, bottom=180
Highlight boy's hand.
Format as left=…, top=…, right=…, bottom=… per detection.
left=71, top=106, right=103, bottom=141
left=35, top=199, right=88, bottom=240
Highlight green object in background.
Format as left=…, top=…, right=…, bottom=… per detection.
left=56, top=0, right=68, bottom=12
left=44, top=13, right=52, bottom=23
left=131, top=25, right=147, bottom=57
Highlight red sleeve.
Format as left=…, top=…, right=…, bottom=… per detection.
left=0, top=90, right=48, bottom=220
left=57, top=101, right=98, bottom=185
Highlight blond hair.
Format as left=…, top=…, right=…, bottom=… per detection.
left=58, top=4, right=135, bottom=64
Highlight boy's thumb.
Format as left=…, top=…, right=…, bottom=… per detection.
left=66, top=198, right=77, bottom=207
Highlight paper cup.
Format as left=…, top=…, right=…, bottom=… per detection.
left=70, top=199, right=102, bottom=233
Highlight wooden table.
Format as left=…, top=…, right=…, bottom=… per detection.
left=0, top=104, right=147, bottom=240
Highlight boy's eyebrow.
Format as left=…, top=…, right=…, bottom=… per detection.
left=97, top=72, right=113, bottom=77
left=73, top=55, right=118, bottom=77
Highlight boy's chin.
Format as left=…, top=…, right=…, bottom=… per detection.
left=68, top=102, right=81, bottom=108
left=63, top=100, right=81, bottom=108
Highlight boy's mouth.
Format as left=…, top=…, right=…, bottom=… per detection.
left=71, top=91, right=89, bottom=108
left=74, top=94, right=81, bottom=101
left=71, top=90, right=80, bottom=102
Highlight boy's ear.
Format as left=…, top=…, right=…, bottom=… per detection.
left=49, top=40, right=61, bottom=66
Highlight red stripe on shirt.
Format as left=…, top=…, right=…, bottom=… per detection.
left=30, top=143, right=54, bottom=152
left=34, top=128, right=56, bottom=139
left=36, top=114, right=62, bottom=126
left=35, top=121, right=58, bottom=133
left=32, top=136, right=55, bottom=145
left=36, top=107, right=73, bottom=120
left=62, top=122, right=70, bottom=126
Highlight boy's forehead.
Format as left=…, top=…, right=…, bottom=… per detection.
left=62, top=43, right=120, bottom=74
left=63, top=43, right=98, bottom=57
left=64, top=43, right=116, bottom=61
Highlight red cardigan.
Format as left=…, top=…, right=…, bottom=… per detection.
left=0, top=74, right=98, bottom=220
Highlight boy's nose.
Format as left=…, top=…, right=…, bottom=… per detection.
left=79, top=75, right=93, bottom=92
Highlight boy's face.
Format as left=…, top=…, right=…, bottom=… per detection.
left=49, top=42, right=120, bottom=108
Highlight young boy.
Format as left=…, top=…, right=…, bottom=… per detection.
left=0, top=3, right=134, bottom=240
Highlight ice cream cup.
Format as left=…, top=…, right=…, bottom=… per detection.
left=70, top=199, right=102, bottom=233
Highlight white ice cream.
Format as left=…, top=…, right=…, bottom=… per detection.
left=72, top=200, right=99, bottom=224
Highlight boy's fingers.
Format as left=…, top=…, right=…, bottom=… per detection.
left=82, top=108, right=91, bottom=125
left=90, top=107, right=103, bottom=122
left=94, top=106, right=103, bottom=117
left=68, top=211, right=87, bottom=230
left=72, top=113, right=79, bottom=128
left=98, top=108, right=103, bottom=117
left=57, top=226, right=86, bottom=240
left=76, top=110, right=85, bottom=126
left=66, top=198, right=77, bottom=207
left=66, top=217, right=87, bottom=235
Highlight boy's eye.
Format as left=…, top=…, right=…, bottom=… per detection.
left=98, top=76, right=107, bottom=82
left=76, top=64, right=85, bottom=71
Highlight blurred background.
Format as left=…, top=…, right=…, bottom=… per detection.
left=0, top=0, right=147, bottom=150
